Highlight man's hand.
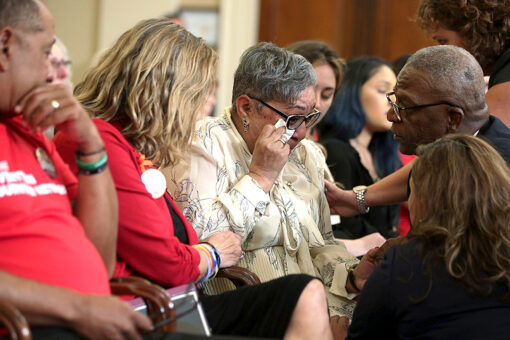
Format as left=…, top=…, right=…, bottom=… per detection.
left=324, top=180, right=359, bottom=217
left=249, top=125, right=290, bottom=192
left=15, top=84, right=102, bottom=153
left=72, top=295, right=152, bottom=340
left=204, top=231, right=242, bottom=268
left=374, top=236, right=408, bottom=266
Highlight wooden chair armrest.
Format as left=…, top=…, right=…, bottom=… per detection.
left=110, top=277, right=176, bottom=333
left=216, top=266, right=261, bottom=288
left=0, top=301, right=31, bottom=340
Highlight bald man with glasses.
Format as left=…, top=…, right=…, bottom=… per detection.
left=326, top=45, right=510, bottom=231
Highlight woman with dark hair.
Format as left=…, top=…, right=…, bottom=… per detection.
left=286, top=40, right=345, bottom=124
left=347, top=135, right=510, bottom=339
left=319, top=56, right=401, bottom=240
left=286, top=40, right=345, bottom=182
left=417, top=0, right=510, bottom=126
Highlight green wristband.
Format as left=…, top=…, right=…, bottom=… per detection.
left=75, top=151, right=108, bottom=171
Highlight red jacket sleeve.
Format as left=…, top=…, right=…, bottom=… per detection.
left=54, top=119, right=201, bottom=287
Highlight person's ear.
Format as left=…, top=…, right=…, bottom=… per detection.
left=446, top=106, right=464, bottom=133
left=0, top=27, right=14, bottom=72
left=235, top=94, right=254, bottom=120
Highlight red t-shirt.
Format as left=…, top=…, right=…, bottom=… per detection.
left=0, top=116, right=110, bottom=295
left=54, top=119, right=201, bottom=287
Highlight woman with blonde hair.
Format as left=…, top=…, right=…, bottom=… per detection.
left=54, top=18, right=334, bottom=339
left=347, top=134, right=510, bottom=339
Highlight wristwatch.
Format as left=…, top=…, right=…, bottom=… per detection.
left=352, top=185, right=370, bottom=214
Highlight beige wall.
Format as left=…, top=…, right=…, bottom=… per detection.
left=42, top=0, right=100, bottom=86
left=96, top=0, right=180, bottom=52
left=43, top=0, right=180, bottom=84
left=42, top=0, right=259, bottom=113
left=216, top=0, right=259, bottom=112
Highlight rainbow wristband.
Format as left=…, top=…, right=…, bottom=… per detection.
left=195, top=248, right=211, bottom=283
left=199, top=243, right=218, bottom=277
left=202, top=241, right=221, bottom=268
left=193, top=244, right=214, bottom=283
left=211, top=261, right=219, bottom=280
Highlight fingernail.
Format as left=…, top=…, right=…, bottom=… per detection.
left=14, top=105, right=21, bottom=113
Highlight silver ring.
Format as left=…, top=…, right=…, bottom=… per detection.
left=50, top=99, right=60, bottom=110
left=278, top=137, right=287, bottom=146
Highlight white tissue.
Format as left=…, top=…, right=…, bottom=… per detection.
left=275, top=119, right=295, bottom=140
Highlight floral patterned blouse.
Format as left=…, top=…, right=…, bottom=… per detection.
left=163, top=108, right=359, bottom=317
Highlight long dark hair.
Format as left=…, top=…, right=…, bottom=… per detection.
left=318, top=56, right=401, bottom=177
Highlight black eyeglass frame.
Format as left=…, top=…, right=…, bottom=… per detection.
left=386, top=91, right=459, bottom=122
left=248, top=95, right=321, bottom=130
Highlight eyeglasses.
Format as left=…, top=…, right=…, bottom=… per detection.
left=386, top=91, right=458, bottom=122
left=50, top=59, right=72, bottom=70
left=248, top=96, right=321, bottom=130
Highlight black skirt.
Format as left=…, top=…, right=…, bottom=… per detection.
left=202, top=274, right=316, bottom=338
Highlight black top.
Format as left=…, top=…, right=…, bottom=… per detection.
left=488, top=48, right=510, bottom=88
left=319, top=135, right=399, bottom=239
left=164, top=194, right=189, bottom=244
left=347, top=238, right=510, bottom=340
left=478, top=115, right=510, bottom=164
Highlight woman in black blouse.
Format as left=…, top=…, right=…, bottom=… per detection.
left=348, top=134, right=510, bottom=339
left=319, top=56, right=401, bottom=240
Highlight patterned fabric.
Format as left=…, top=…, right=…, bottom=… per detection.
left=163, top=108, right=359, bottom=317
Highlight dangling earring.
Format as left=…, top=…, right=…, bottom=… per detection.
left=242, top=118, right=248, bottom=133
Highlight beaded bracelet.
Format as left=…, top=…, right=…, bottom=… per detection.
left=75, top=151, right=108, bottom=175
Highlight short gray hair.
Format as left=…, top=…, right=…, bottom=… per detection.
left=0, top=0, right=43, bottom=32
left=54, top=37, right=73, bottom=89
left=402, top=45, right=486, bottom=115
left=232, top=42, right=316, bottom=113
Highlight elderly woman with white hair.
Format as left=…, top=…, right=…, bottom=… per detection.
left=164, top=42, right=378, bottom=323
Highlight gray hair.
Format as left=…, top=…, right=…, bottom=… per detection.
left=54, top=37, right=73, bottom=89
left=232, top=42, right=316, bottom=113
left=0, top=0, right=43, bottom=32
left=402, top=45, right=487, bottom=116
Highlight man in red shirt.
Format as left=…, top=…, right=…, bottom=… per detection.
left=0, top=0, right=152, bottom=338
